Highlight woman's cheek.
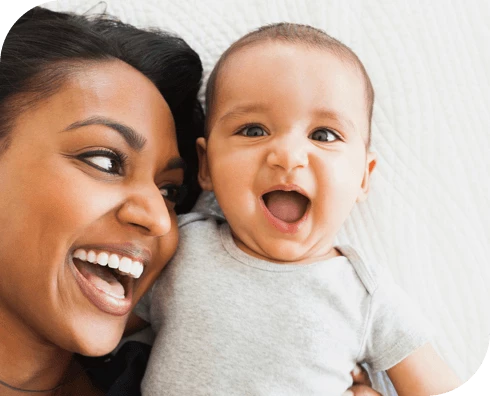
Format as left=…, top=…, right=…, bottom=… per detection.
left=133, top=211, right=180, bottom=303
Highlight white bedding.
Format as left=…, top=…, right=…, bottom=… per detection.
left=10, top=0, right=490, bottom=393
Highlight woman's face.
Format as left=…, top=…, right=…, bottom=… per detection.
left=0, top=61, right=183, bottom=355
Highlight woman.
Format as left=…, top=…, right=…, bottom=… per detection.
left=0, top=6, right=381, bottom=395
left=0, top=6, right=203, bottom=395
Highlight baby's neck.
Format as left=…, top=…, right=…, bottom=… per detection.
left=232, top=235, right=342, bottom=265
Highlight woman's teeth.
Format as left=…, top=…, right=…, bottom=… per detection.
left=73, top=249, right=144, bottom=278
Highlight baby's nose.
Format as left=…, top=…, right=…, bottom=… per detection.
left=266, top=135, right=309, bottom=171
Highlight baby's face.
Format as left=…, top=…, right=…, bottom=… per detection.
left=200, top=41, right=376, bottom=263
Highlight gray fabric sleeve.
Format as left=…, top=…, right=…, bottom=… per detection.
left=358, top=280, right=434, bottom=372
left=132, top=213, right=212, bottom=324
left=191, top=191, right=225, bottom=219
left=133, top=284, right=154, bottom=323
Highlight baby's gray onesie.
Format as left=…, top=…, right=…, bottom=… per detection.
left=135, top=213, right=431, bottom=396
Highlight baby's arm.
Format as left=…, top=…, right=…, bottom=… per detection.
left=387, top=343, right=461, bottom=396
left=361, top=277, right=463, bottom=395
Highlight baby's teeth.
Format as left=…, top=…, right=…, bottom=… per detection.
left=119, top=257, right=132, bottom=273
left=87, top=250, right=97, bottom=263
left=73, top=249, right=87, bottom=261
left=130, top=261, right=143, bottom=278
left=108, top=254, right=119, bottom=269
left=96, top=252, right=109, bottom=266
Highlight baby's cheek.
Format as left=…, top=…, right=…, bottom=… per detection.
left=210, top=162, right=245, bottom=199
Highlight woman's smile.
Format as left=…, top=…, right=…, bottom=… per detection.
left=69, top=244, right=150, bottom=315
left=71, top=254, right=134, bottom=316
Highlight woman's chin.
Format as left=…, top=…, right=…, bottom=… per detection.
left=67, top=322, right=126, bottom=357
left=75, top=337, right=122, bottom=357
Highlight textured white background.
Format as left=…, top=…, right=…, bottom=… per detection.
left=2, top=1, right=490, bottom=394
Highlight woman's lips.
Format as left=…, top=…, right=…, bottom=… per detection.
left=70, top=256, right=134, bottom=316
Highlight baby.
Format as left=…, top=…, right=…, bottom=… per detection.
left=135, top=23, right=461, bottom=395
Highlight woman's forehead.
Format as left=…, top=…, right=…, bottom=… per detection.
left=17, top=61, right=176, bottom=147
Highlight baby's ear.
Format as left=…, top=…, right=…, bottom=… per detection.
left=196, top=137, right=213, bottom=191
left=357, top=151, right=377, bottom=202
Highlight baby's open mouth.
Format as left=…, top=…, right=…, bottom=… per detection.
left=262, top=190, right=310, bottom=223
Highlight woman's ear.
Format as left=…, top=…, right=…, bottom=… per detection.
left=357, top=151, right=377, bottom=202
left=196, top=137, right=213, bottom=191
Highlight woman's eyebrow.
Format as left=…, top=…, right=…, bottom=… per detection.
left=165, top=157, right=186, bottom=172
left=62, top=116, right=147, bottom=151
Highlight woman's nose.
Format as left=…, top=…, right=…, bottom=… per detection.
left=116, top=185, right=171, bottom=237
left=266, top=134, right=309, bottom=172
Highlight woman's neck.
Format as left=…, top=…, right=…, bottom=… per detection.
left=0, top=308, right=75, bottom=396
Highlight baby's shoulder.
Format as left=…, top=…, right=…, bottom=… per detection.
left=175, top=212, right=225, bottom=251
left=177, top=212, right=224, bottom=230
left=336, top=245, right=388, bottom=296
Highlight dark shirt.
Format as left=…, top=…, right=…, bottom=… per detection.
left=78, top=341, right=151, bottom=396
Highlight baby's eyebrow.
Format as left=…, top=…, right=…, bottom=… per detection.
left=313, top=109, right=355, bottom=131
left=217, top=103, right=270, bottom=124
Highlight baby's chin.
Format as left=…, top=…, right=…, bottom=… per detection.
left=263, top=249, right=335, bottom=265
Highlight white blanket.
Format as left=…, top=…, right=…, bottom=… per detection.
left=28, top=0, right=490, bottom=393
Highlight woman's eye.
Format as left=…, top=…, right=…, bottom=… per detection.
left=160, top=184, right=187, bottom=205
left=86, top=156, right=120, bottom=173
left=239, top=126, right=267, bottom=137
left=309, top=129, right=339, bottom=142
left=79, top=150, right=124, bottom=175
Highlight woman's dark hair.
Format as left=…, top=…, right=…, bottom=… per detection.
left=0, top=6, right=204, bottom=213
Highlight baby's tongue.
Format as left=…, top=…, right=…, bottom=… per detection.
left=264, top=191, right=309, bottom=223
left=76, top=260, right=125, bottom=298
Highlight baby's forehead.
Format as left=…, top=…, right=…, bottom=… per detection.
left=217, top=41, right=369, bottom=99
left=210, top=42, right=372, bottom=143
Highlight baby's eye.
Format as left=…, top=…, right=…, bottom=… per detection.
left=309, top=129, right=339, bottom=142
left=160, top=184, right=187, bottom=205
left=238, top=126, right=268, bottom=137
left=79, top=150, right=125, bottom=175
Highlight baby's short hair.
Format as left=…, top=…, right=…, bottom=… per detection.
left=205, top=22, right=374, bottom=146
